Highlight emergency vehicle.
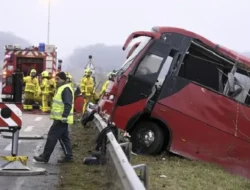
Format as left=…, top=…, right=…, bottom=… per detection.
left=95, top=26, right=250, bottom=179
left=1, top=44, right=59, bottom=102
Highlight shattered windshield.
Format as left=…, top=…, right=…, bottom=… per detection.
left=116, top=37, right=152, bottom=76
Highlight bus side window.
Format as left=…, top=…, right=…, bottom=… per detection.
left=177, top=43, right=233, bottom=94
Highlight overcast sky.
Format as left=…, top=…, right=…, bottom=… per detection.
left=0, top=0, right=249, bottom=59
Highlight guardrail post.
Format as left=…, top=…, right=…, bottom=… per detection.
left=11, top=128, right=20, bottom=156
left=119, top=142, right=132, bottom=162
left=133, top=164, right=149, bottom=190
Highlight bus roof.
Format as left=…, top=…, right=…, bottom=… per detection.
left=155, top=26, right=250, bottom=66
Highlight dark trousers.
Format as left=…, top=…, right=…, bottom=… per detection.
left=42, top=120, right=73, bottom=160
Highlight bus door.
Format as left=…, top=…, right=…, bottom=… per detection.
left=113, top=40, right=174, bottom=129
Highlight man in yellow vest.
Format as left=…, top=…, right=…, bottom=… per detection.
left=33, top=72, right=74, bottom=163
left=80, top=68, right=95, bottom=114
left=40, top=71, right=50, bottom=112
left=23, top=69, right=39, bottom=110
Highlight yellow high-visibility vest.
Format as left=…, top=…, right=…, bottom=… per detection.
left=50, top=84, right=74, bottom=124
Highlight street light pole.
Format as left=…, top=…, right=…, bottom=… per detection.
left=47, top=0, right=51, bottom=44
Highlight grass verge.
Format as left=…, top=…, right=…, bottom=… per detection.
left=132, top=153, right=250, bottom=190
left=58, top=122, right=250, bottom=190
left=58, top=124, right=109, bottom=190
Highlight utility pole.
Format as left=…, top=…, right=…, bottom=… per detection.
left=47, top=0, right=51, bottom=44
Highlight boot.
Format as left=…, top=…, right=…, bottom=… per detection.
left=33, top=154, right=49, bottom=163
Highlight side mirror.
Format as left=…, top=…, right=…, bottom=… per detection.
left=228, top=72, right=235, bottom=92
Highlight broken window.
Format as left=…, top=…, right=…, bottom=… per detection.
left=176, top=41, right=250, bottom=105
left=178, top=42, right=234, bottom=94
left=233, top=69, right=250, bottom=105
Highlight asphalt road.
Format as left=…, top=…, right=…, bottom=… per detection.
left=0, top=113, right=63, bottom=190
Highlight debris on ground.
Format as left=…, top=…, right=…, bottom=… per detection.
left=58, top=124, right=109, bottom=190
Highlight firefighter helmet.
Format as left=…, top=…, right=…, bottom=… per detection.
left=30, top=69, right=36, bottom=74
left=84, top=68, right=92, bottom=76
left=107, top=71, right=116, bottom=77
left=84, top=68, right=92, bottom=74
left=41, top=71, right=49, bottom=77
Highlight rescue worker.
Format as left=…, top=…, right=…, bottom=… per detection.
left=99, top=71, right=116, bottom=98
left=40, top=71, right=50, bottom=112
left=80, top=68, right=95, bottom=114
left=66, top=72, right=74, bottom=90
left=48, top=72, right=56, bottom=106
left=23, top=69, right=39, bottom=110
left=33, top=71, right=74, bottom=163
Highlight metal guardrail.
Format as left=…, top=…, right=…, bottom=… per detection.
left=87, top=105, right=147, bottom=190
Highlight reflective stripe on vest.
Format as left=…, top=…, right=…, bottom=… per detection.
left=50, top=83, right=74, bottom=124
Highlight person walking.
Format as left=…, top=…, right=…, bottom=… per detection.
left=33, top=71, right=74, bottom=163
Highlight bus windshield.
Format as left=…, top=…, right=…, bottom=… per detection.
left=116, top=36, right=152, bottom=76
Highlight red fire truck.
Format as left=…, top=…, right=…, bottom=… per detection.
left=96, top=26, right=250, bottom=179
left=1, top=44, right=60, bottom=102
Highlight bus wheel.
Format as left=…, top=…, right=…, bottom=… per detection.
left=131, top=121, right=164, bottom=155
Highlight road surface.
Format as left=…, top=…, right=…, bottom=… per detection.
left=0, top=113, right=63, bottom=190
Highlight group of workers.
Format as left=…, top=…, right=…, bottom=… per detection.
left=30, top=65, right=116, bottom=164
left=22, top=67, right=116, bottom=114
left=23, top=69, right=73, bottom=112
left=80, top=68, right=116, bottom=114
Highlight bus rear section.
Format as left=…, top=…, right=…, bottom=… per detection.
left=106, top=26, right=250, bottom=179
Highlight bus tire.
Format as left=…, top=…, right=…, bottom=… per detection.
left=131, top=121, right=164, bottom=155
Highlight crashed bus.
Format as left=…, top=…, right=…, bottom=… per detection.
left=94, top=26, right=250, bottom=179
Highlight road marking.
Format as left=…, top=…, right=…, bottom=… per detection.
left=4, top=140, right=22, bottom=151
left=34, top=116, right=43, bottom=121
left=24, top=126, right=34, bottom=132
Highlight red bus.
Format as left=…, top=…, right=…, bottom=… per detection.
left=96, top=26, right=250, bottom=179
